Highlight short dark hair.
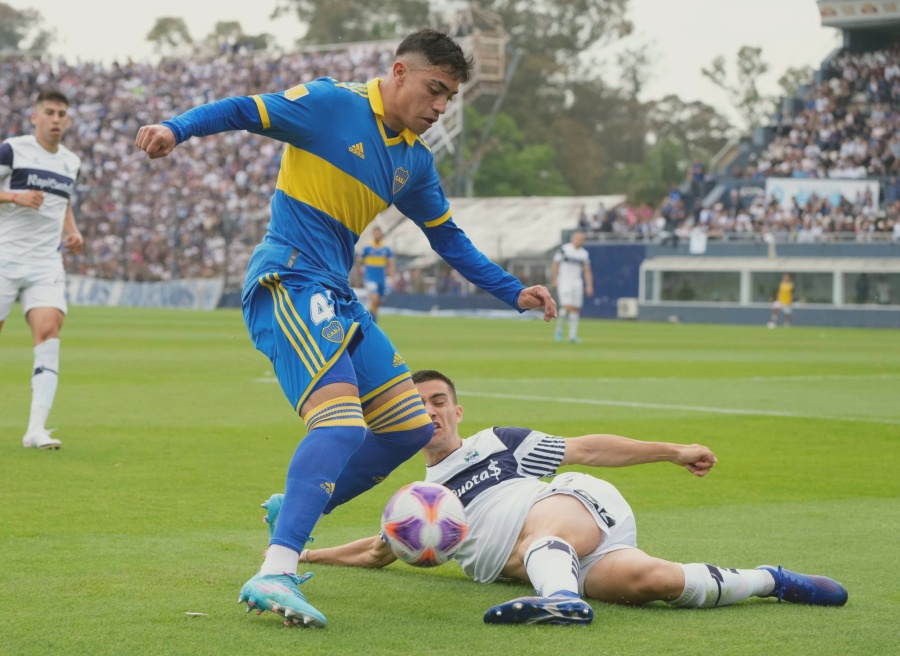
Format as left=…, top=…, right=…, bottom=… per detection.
left=411, top=369, right=457, bottom=403
left=36, top=89, right=69, bottom=107
left=396, top=29, right=474, bottom=84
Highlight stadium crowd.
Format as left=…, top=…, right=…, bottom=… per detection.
left=1, top=46, right=394, bottom=284
left=3, top=44, right=898, bottom=291
left=578, top=188, right=900, bottom=244
left=573, top=47, right=900, bottom=245
left=741, top=47, right=900, bottom=181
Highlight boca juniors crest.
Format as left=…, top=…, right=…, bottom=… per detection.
left=393, top=167, right=410, bottom=194
left=321, top=320, right=344, bottom=344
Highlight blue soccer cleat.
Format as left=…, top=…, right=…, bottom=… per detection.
left=239, top=571, right=326, bottom=627
left=757, top=565, right=848, bottom=606
left=484, top=591, right=593, bottom=625
left=261, top=493, right=284, bottom=539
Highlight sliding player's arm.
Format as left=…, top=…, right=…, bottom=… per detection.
left=561, top=433, right=717, bottom=477
left=301, top=535, right=397, bottom=569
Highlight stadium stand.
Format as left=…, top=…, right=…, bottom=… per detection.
left=1, top=47, right=395, bottom=286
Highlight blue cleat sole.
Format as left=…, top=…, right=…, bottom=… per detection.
left=484, top=595, right=593, bottom=625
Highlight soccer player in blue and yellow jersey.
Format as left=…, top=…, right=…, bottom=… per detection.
left=136, top=29, right=556, bottom=628
left=358, top=225, right=394, bottom=322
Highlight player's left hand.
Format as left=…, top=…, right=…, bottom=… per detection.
left=62, top=229, right=84, bottom=255
left=517, top=285, right=557, bottom=322
left=673, top=445, right=717, bottom=477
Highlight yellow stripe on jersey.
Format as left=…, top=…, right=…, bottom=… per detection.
left=251, top=95, right=271, bottom=129
left=363, top=256, right=387, bottom=267
left=259, top=275, right=316, bottom=376
left=272, top=274, right=326, bottom=368
left=276, top=146, right=388, bottom=236
left=424, top=207, right=452, bottom=228
left=360, top=372, right=411, bottom=405
left=303, top=396, right=365, bottom=432
left=295, top=322, right=360, bottom=414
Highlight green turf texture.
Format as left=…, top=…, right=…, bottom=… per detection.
left=1, top=307, right=898, bottom=655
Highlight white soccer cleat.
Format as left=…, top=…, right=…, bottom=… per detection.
left=22, top=428, right=62, bottom=450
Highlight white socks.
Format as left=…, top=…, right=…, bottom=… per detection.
left=524, top=536, right=580, bottom=597
left=568, top=312, right=580, bottom=340
left=260, top=544, right=300, bottom=576
left=670, top=563, right=775, bottom=608
left=27, top=338, right=60, bottom=435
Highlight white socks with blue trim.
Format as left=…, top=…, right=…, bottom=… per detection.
left=27, top=338, right=59, bottom=435
left=524, top=536, right=581, bottom=598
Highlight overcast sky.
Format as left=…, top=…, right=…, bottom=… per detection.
left=29, top=0, right=841, bottom=114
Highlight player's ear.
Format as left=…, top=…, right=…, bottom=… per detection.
left=393, top=60, right=407, bottom=83
left=455, top=404, right=463, bottom=423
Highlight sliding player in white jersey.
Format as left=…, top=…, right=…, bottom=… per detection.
left=552, top=230, right=592, bottom=343
left=0, top=89, right=83, bottom=449
left=261, top=369, right=848, bottom=625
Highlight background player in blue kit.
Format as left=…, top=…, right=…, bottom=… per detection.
left=135, top=29, right=556, bottom=627
left=359, top=225, right=394, bottom=322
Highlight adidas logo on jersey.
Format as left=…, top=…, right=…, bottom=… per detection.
left=349, top=142, right=365, bottom=159
left=392, top=352, right=405, bottom=367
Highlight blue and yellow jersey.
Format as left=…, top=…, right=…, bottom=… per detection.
left=361, top=241, right=392, bottom=283
left=162, top=77, right=525, bottom=309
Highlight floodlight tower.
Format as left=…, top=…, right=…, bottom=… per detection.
left=422, top=3, right=519, bottom=197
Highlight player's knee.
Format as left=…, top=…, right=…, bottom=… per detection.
left=405, top=420, right=434, bottom=450
left=631, top=560, right=683, bottom=601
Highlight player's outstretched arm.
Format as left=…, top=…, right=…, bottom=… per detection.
left=301, top=535, right=397, bottom=569
left=135, top=125, right=177, bottom=159
left=561, top=433, right=717, bottom=477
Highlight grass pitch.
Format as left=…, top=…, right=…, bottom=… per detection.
left=1, top=307, right=898, bottom=656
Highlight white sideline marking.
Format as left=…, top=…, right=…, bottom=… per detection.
left=459, top=391, right=900, bottom=426
left=252, top=376, right=900, bottom=425
left=500, top=374, right=900, bottom=384
left=256, top=373, right=900, bottom=385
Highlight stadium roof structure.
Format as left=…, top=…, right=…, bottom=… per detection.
left=363, top=195, right=625, bottom=265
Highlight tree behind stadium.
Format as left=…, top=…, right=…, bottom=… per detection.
left=0, top=2, right=54, bottom=53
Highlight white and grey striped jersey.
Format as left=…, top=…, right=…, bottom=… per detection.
left=0, top=135, right=80, bottom=265
left=553, top=242, right=590, bottom=287
left=425, top=427, right=565, bottom=583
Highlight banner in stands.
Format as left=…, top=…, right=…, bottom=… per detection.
left=67, top=276, right=224, bottom=310
left=765, top=178, right=881, bottom=210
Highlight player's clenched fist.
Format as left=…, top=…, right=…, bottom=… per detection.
left=13, top=190, right=44, bottom=209
left=135, top=124, right=177, bottom=159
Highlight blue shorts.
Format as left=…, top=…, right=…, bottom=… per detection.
left=364, top=278, right=386, bottom=297
left=244, top=271, right=410, bottom=414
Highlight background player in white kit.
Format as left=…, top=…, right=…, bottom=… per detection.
left=552, top=230, right=592, bottom=343
left=261, top=369, right=848, bottom=624
left=0, top=89, right=83, bottom=449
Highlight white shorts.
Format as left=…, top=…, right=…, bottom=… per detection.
left=771, top=301, right=793, bottom=315
left=558, top=281, right=584, bottom=309
left=536, top=472, right=638, bottom=596
left=0, top=261, right=68, bottom=321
